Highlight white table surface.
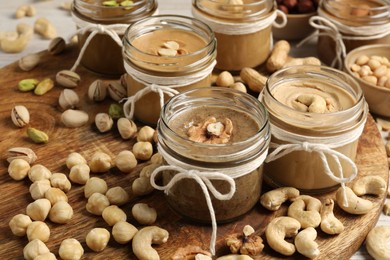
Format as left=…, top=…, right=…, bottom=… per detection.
left=0, top=0, right=389, bottom=259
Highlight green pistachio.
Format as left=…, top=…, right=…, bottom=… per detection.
left=108, top=103, right=124, bottom=120
left=27, top=127, right=49, bottom=144
left=102, top=1, right=119, bottom=6
left=121, top=0, right=134, bottom=9
left=18, top=79, right=39, bottom=92
left=34, top=78, right=54, bottom=95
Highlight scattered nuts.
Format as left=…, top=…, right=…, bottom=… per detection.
left=107, top=81, right=127, bottom=101
left=7, top=147, right=37, bottom=164
left=59, top=238, right=84, bottom=260
left=27, top=127, right=49, bottom=144
left=106, top=186, right=130, bottom=206
left=8, top=158, right=30, bottom=181
left=48, top=37, right=66, bottom=55
left=0, top=31, right=18, bottom=42
left=287, top=198, right=321, bottom=228
left=86, top=228, right=111, bottom=252
left=283, top=57, right=321, bottom=68
left=58, top=89, right=80, bottom=111
left=88, top=79, right=107, bottom=102
left=34, top=17, right=57, bottom=39
left=132, top=226, right=169, bottom=260
left=133, top=141, right=153, bottom=160
left=66, top=152, right=87, bottom=169
left=34, top=78, right=54, bottom=95
left=18, top=53, right=41, bottom=71
left=115, top=150, right=138, bottom=173
left=294, top=227, right=319, bottom=259
left=16, top=5, right=36, bottom=19
left=365, top=226, right=390, bottom=260
left=117, top=118, right=137, bottom=139
left=132, top=203, right=157, bottom=225
left=50, top=173, right=71, bottom=192
left=266, top=40, right=290, bottom=73
left=23, top=239, right=50, bottom=260
left=26, top=221, right=50, bottom=242
left=28, top=164, right=51, bottom=182
left=56, top=70, right=81, bottom=88
left=86, top=193, right=110, bottom=216
left=95, top=113, right=113, bottom=133
left=26, top=198, right=51, bottom=221
left=132, top=176, right=154, bottom=196
left=352, top=175, right=387, bottom=196
left=45, top=187, right=68, bottom=205
left=89, top=151, right=113, bottom=173
left=102, top=205, right=127, bottom=226
left=112, top=221, right=138, bottom=244
left=9, top=214, right=32, bottom=236
left=11, top=105, right=30, bottom=127
left=216, top=71, right=235, bottom=87
left=240, top=67, right=267, bottom=93
left=18, top=79, right=39, bottom=92
left=172, top=246, right=212, bottom=260
left=17, top=23, right=33, bottom=40
left=137, top=126, right=155, bottom=142
left=320, top=199, right=344, bottom=235
left=29, top=179, right=51, bottom=200
left=69, top=164, right=90, bottom=184
left=61, top=109, right=89, bottom=128
left=225, top=225, right=264, bottom=255
left=49, top=200, right=73, bottom=224
left=228, top=82, right=247, bottom=93
left=336, top=186, right=373, bottom=215
left=108, top=103, right=124, bottom=119
left=33, top=253, right=56, bottom=260
left=84, top=177, right=108, bottom=198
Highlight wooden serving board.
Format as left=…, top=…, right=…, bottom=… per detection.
left=0, top=46, right=388, bottom=260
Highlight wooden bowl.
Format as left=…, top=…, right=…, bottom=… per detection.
left=273, top=12, right=316, bottom=41
left=344, top=44, right=390, bottom=118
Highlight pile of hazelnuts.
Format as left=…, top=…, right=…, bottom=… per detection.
left=276, top=0, right=319, bottom=14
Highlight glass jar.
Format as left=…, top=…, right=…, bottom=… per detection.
left=71, top=0, right=157, bottom=76
left=315, top=0, right=390, bottom=67
left=261, top=65, right=368, bottom=193
left=192, top=0, right=281, bottom=71
left=154, top=87, right=270, bottom=223
left=122, top=15, right=217, bottom=125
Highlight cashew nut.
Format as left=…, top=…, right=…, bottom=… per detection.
left=294, top=227, right=319, bottom=259
left=132, top=226, right=169, bottom=260
left=260, top=187, right=300, bottom=211
left=352, top=176, right=387, bottom=196
left=17, top=23, right=33, bottom=40
left=292, top=195, right=322, bottom=212
left=295, top=94, right=327, bottom=113
left=34, top=17, right=57, bottom=39
left=288, top=198, right=321, bottom=228
left=0, top=34, right=29, bottom=53
left=265, top=216, right=301, bottom=256
left=320, top=199, right=344, bottom=235
left=336, top=187, right=373, bottom=214
left=365, top=226, right=390, bottom=260
left=15, top=5, right=36, bottom=19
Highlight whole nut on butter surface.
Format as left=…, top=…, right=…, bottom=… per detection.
left=48, top=37, right=66, bottom=55
left=19, top=53, right=40, bottom=71
left=107, top=81, right=127, bottom=102
left=7, top=147, right=37, bottom=164
left=88, top=79, right=107, bottom=102
left=11, top=105, right=30, bottom=127
left=61, top=109, right=89, bottom=128
left=56, top=70, right=80, bottom=88
left=58, top=89, right=80, bottom=111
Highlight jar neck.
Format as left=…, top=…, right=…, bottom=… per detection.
left=72, top=0, right=157, bottom=24
left=192, top=0, right=274, bottom=22
left=262, top=65, right=367, bottom=136
left=320, top=0, right=389, bottom=27
left=122, top=15, right=217, bottom=76
left=157, top=88, right=270, bottom=168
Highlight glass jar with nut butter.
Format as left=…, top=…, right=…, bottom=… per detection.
left=122, top=15, right=217, bottom=125
left=192, top=0, right=286, bottom=71
left=314, top=0, right=390, bottom=67
left=261, top=65, right=368, bottom=194
left=71, top=0, right=158, bottom=76
left=152, top=87, right=270, bottom=224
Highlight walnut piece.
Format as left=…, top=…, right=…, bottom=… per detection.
left=187, top=117, right=233, bottom=144
left=225, top=225, right=264, bottom=256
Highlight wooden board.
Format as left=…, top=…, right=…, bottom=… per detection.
left=0, top=46, right=388, bottom=260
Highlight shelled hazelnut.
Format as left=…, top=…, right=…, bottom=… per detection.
left=277, top=0, right=319, bottom=14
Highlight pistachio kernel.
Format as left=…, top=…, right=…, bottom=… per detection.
left=34, top=78, right=54, bottom=95
left=27, top=127, right=49, bottom=144
left=18, top=79, right=39, bottom=92
left=108, top=103, right=124, bottom=119
left=103, top=0, right=119, bottom=6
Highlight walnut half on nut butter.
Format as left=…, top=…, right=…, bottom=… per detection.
left=187, top=116, right=233, bottom=144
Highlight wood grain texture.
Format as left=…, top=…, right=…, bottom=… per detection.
left=0, top=46, right=388, bottom=259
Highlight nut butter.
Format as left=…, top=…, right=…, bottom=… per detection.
left=192, top=0, right=284, bottom=71
left=314, top=0, right=390, bottom=67
left=71, top=0, right=157, bottom=76
left=153, top=87, right=270, bottom=223
left=122, top=15, right=217, bottom=125
left=261, top=65, right=368, bottom=193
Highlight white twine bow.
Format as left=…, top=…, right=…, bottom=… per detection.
left=266, top=141, right=357, bottom=206
left=121, top=84, right=179, bottom=119
left=150, top=165, right=236, bottom=256
left=297, top=16, right=346, bottom=69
